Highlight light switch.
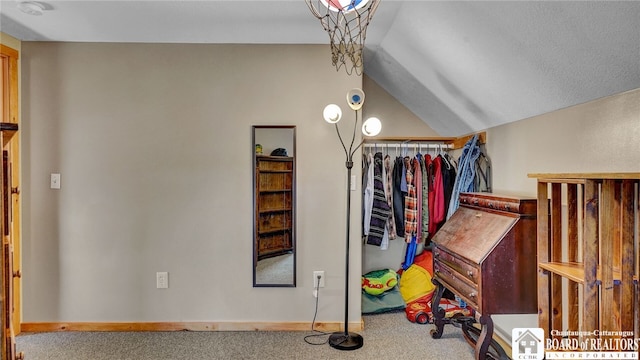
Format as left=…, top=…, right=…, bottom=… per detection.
left=50, top=173, right=61, bottom=189
left=156, top=272, right=169, bottom=289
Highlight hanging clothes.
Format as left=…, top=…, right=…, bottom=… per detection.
left=360, top=141, right=460, bottom=245
left=429, top=155, right=445, bottom=236
left=412, top=156, right=423, bottom=243
left=362, top=152, right=374, bottom=236
left=474, top=152, right=492, bottom=192
left=383, top=155, right=397, bottom=239
left=447, top=134, right=481, bottom=219
left=366, top=152, right=391, bottom=246
left=441, top=154, right=457, bottom=217
left=421, top=154, right=432, bottom=241
left=402, top=234, right=418, bottom=270
left=403, top=157, right=418, bottom=240
left=392, top=156, right=406, bottom=236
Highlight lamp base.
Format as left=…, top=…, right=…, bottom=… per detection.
left=328, top=332, right=364, bottom=351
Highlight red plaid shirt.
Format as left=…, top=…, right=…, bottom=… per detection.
left=404, top=157, right=417, bottom=240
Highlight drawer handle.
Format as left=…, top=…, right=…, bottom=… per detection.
left=467, top=271, right=473, bottom=277
left=469, top=291, right=477, bottom=298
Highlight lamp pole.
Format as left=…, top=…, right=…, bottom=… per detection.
left=328, top=110, right=364, bottom=351
left=322, top=91, right=381, bottom=351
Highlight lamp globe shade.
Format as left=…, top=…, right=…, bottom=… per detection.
left=323, top=104, right=343, bottom=124
left=362, top=117, right=382, bottom=137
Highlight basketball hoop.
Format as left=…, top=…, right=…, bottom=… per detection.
left=306, top=0, right=381, bottom=76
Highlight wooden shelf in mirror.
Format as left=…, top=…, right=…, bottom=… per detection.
left=255, top=155, right=293, bottom=261
left=259, top=207, right=291, bottom=213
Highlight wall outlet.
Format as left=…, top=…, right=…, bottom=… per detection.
left=313, top=271, right=325, bottom=288
left=156, top=272, right=169, bottom=289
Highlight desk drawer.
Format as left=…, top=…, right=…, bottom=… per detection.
left=433, top=247, right=480, bottom=286
left=434, top=260, right=480, bottom=310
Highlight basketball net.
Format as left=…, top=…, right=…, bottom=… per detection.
left=306, top=0, right=381, bottom=76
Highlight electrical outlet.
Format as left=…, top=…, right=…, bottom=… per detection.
left=156, top=272, right=169, bottom=289
left=313, top=271, right=325, bottom=288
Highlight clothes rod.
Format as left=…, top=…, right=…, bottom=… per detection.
left=364, top=136, right=457, bottom=143
left=362, top=143, right=453, bottom=149
left=364, top=132, right=486, bottom=150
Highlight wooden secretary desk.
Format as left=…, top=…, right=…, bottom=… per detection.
left=430, top=192, right=538, bottom=359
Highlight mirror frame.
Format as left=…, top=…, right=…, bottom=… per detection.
left=252, top=125, right=296, bottom=287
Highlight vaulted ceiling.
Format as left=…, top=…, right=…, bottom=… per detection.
left=1, top=0, right=639, bottom=136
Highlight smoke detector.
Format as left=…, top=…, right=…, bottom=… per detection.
left=17, top=1, right=45, bottom=16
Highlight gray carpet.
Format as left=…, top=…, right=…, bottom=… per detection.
left=255, top=253, right=294, bottom=285
left=16, top=311, right=476, bottom=359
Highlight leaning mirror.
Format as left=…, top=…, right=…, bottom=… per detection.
left=252, top=126, right=296, bottom=287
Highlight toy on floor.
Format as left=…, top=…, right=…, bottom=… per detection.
left=405, top=300, right=431, bottom=324
left=405, top=296, right=474, bottom=324
left=362, top=269, right=398, bottom=296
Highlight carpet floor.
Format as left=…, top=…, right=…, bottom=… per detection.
left=16, top=311, right=477, bottom=359
left=255, top=253, right=294, bottom=285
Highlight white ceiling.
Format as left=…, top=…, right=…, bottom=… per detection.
left=1, top=0, right=639, bottom=136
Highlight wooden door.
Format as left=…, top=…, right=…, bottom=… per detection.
left=1, top=45, right=23, bottom=360
left=1, top=135, right=22, bottom=360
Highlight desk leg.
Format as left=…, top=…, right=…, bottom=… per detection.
left=461, top=315, right=510, bottom=360
left=476, top=315, right=493, bottom=360
left=429, top=280, right=447, bottom=339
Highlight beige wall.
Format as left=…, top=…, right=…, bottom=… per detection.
left=19, top=42, right=432, bottom=325
left=20, top=42, right=365, bottom=323
left=486, top=88, right=640, bottom=196
left=363, top=75, right=439, bottom=138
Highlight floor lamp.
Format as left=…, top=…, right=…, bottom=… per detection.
left=322, top=89, right=382, bottom=351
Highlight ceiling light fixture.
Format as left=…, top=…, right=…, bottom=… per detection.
left=17, top=1, right=45, bottom=16
left=306, top=0, right=381, bottom=76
